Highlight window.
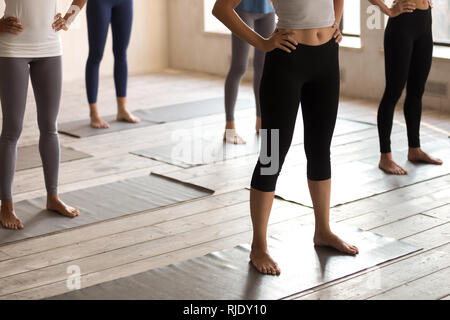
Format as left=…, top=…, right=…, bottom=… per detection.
left=341, top=1, right=362, bottom=48
left=433, top=0, right=450, bottom=46
left=204, top=0, right=229, bottom=34
left=342, top=1, right=361, bottom=37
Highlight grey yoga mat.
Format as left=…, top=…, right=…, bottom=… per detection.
left=15, top=145, right=91, bottom=171
left=0, top=173, right=214, bottom=246
left=276, top=140, right=450, bottom=208
left=48, top=224, right=420, bottom=300
left=58, top=98, right=254, bottom=138
left=58, top=112, right=162, bottom=138
left=131, top=119, right=374, bottom=168
left=136, top=98, right=253, bottom=123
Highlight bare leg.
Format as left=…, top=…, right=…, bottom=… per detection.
left=249, top=188, right=281, bottom=275
left=116, top=97, right=140, bottom=123
left=224, top=121, right=246, bottom=144
left=255, top=117, right=262, bottom=134
left=379, top=152, right=408, bottom=175
left=0, top=201, right=23, bottom=230
left=310, top=179, right=359, bottom=255
left=408, top=147, right=443, bottom=165
left=90, top=103, right=110, bottom=129
left=46, top=194, right=80, bottom=218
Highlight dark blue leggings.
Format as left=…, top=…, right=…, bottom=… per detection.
left=86, top=0, right=133, bottom=104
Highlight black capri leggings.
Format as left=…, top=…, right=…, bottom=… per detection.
left=251, top=39, right=340, bottom=192
left=378, top=8, right=433, bottom=153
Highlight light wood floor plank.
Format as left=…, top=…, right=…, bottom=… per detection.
left=368, top=266, right=450, bottom=300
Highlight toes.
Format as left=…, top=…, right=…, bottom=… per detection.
left=274, top=265, right=281, bottom=275
left=269, top=266, right=277, bottom=275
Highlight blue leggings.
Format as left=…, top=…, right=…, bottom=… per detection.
left=86, top=0, right=133, bottom=104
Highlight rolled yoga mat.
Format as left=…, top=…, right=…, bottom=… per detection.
left=0, top=173, right=214, bottom=246
left=48, top=224, right=420, bottom=300
left=15, top=145, right=91, bottom=171
left=276, top=139, right=450, bottom=208
left=131, top=118, right=374, bottom=168
left=58, top=98, right=254, bottom=138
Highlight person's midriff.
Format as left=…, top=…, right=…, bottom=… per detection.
left=414, top=0, right=430, bottom=10
left=278, top=26, right=335, bottom=46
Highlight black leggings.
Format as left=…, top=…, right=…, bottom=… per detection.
left=378, top=9, right=433, bottom=153
left=251, top=39, right=340, bottom=192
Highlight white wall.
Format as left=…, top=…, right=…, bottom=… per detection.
left=0, top=0, right=169, bottom=82
left=167, top=0, right=450, bottom=113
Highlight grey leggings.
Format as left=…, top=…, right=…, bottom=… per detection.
left=0, top=56, right=62, bottom=201
left=225, top=9, right=276, bottom=122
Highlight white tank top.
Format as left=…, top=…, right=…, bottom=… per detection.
left=0, top=0, right=62, bottom=58
left=272, top=0, right=335, bottom=30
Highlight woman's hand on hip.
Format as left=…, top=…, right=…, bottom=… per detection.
left=52, top=13, right=69, bottom=32
left=262, top=30, right=298, bottom=53
left=332, top=22, right=343, bottom=44
left=0, top=17, right=23, bottom=35
left=389, top=0, right=416, bottom=17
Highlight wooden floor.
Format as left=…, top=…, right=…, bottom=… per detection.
left=0, top=70, right=449, bottom=300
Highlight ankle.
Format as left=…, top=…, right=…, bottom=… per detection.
left=1, top=201, right=14, bottom=211
left=314, top=226, right=332, bottom=237
left=408, top=147, right=421, bottom=154
left=380, top=152, right=393, bottom=161
left=225, top=122, right=236, bottom=130
left=47, top=194, right=59, bottom=203
left=90, top=111, right=100, bottom=118
left=251, top=240, right=268, bottom=253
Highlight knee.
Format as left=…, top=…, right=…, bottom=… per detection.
left=87, top=49, right=104, bottom=65
left=250, top=161, right=281, bottom=192
left=307, top=158, right=331, bottom=181
left=250, top=139, right=290, bottom=192
left=382, top=87, right=403, bottom=107
left=0, top=124, right=22, bottom=143
left=406, top=83, right=425, bottom=99
left=38, top=120, right=58, bottom=137
left=229, top=60, right=248, bottom=79
left=305, top=148, right=331, bottom=181
left=113, top=47, right=127, bottom=63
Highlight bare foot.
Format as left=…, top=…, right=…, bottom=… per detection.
left=255, top=117, right=262, bottom=134
left=90, top=114, right=110, bottom=129
left=0, top=204, right=24, bottom=230
left=314, top=231, right=359, bottom=255
left=224, top=129, right=246, bottom=145
left=47, top=196, right=80, bottom=218
left=408, top=148, right=443, bottom=165
left=379, top=153, right=408, bottom=175
left=250, top=248, right=281, bottom=275
left=117, top=110, right=141, bottom=124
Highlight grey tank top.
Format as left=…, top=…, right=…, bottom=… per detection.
left=271, top=0, right=335, bottom=30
